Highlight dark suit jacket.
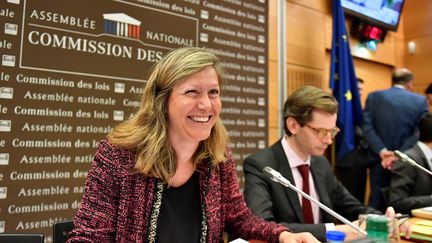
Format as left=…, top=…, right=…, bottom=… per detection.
left=363, top=87, right=428, bottom=156
left=243, top=140, right=379, bottom=242
left=389, top=144, right=432, bottom=214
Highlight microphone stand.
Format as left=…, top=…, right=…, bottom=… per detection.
left=394, top=150, right=432, bottom=177
left=263, top=166, right=367, bottom=237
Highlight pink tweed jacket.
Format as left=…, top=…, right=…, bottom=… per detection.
left=67, top=139, right=289, bottom=243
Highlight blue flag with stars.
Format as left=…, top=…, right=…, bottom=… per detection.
left=329, top=0, right=363, bottom=161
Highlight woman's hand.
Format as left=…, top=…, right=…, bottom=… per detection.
left=279, top=231, right=320, bottom=243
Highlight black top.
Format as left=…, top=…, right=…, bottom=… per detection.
left=157, top=171, right=201, bottom=243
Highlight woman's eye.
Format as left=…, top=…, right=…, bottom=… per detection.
left=185, top=90, right=197, bottom=94
left=209, top=89, right=220, bottom=96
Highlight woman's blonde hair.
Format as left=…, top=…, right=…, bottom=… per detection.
left=108, top=47, right=229, bottom=183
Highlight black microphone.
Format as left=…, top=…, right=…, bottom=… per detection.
left=393, top=150, right=432, bottom=176
left=263, top=166, right=367, bottom=236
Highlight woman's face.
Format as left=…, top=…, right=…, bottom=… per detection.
left=167, top=66, right=221, bottom=145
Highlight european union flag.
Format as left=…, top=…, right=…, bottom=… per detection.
left=329, top=0, right=363, bottom=161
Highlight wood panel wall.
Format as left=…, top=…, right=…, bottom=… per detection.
left=268, top=0, right=431, bottom=144
left=403, top=0, right=432, bottom=94
left=268, top=0, right=280, bottom=143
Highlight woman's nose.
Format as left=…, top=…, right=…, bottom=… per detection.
left=198, top=94, right=211, bottom=110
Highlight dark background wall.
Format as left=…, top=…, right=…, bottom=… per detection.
left=0, top=0, right=269, bottom=241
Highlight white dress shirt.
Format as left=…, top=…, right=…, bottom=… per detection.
left=416, top=141, right=432, bottom=169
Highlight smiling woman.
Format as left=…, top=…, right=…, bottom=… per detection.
left=67, top=47, right=319, bottom=243
left=108, top=47, right=229, bottom=182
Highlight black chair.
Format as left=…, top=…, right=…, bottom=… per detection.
left=52, top=220, right=74, bottom=243
left=0, top=233, right=44, bottom=243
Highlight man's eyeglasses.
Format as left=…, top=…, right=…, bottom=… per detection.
left=305, top=124, right=340, bottom=139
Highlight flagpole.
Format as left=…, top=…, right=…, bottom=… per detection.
left=278, top=0, right=287, bottom=138
left=331, top=142, right=336, bottom=167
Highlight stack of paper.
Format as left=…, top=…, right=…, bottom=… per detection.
left=404, top=219, right=432, bottom=241
left=412, top=206, right=432, bottom=220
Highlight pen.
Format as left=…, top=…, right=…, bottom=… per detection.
left=397, top=216, right=410, bottom=226
left=395, top=214, right=409, bottom=219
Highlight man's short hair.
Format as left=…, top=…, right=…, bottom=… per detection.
left=419, top=112, right=432, bottom=143
left=283, top=86, right=338, bottom=136
left=425, top=83, right=432, bottom=94
left=392, top=68, right=413, bottom=85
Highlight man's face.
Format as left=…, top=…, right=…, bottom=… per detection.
left=288, top=109, right=338, bottom=159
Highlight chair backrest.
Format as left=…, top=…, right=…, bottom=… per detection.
left=52, top=220, right=74, bottom=243
left=0, top=233, right=44, bottom=243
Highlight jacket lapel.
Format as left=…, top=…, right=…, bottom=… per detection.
left=310, top=157, right=332, bottom=222
left=272, top=141, right=305, bottom=222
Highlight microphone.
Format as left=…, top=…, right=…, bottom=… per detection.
left=393, top=150, right=432, bottom=176
left=263, top=166, right=367, bottom=236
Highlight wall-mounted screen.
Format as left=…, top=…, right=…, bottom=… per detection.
left=341, top=0, right=405, bottom=31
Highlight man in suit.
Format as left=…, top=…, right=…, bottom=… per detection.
left=363, top=68, right=428, bottom=211
left=243, top=86, right=381, bottom=242
left=388, top=112, right=432, bottom=214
